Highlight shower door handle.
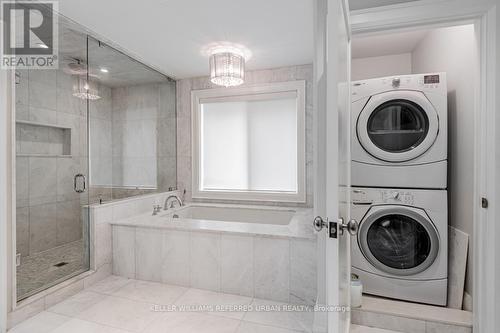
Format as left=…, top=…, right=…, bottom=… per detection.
left=74, top=174, right=86, bottom=193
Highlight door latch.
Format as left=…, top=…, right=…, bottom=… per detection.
left=329, top=221, right=338, bottom=238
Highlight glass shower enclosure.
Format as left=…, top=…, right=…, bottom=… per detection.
left=14, top=13, right=176, bottom=301
left=15, top=20, right=90, bottom=301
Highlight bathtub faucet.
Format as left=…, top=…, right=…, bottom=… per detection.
left=164, top=194, right=183, bottom=210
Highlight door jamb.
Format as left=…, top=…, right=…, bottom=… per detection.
left=350, top=1, right=497, bottom=332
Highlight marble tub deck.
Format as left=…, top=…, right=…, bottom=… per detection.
left=9, top=276, right=400, bottom=333
left=110, top=203, right=315, bottom=239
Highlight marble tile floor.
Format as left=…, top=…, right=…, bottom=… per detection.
left=9, top=276, right=401, bottom=333
left=17, top=240, right=87, bottom=300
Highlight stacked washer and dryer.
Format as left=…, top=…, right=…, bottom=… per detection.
left=350, top=73, right=448, bottom=306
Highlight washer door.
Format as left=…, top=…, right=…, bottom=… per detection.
left=357, top=90, right=439, bottom=162
left=358, top=206, right=440, bottom=276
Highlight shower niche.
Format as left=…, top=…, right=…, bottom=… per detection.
left=16, top=121, right=72, bottom=157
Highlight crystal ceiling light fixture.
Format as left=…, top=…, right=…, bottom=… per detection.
left=206, top=43, right=252, bottom=87
left=72, top=75, right=101, bottom=100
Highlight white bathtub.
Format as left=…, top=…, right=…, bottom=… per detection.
left=170, top=205, right=295, bottom=225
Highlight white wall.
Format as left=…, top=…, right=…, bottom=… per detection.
left=412, top=24, right=477, bottom=297
left=351, top=53, right=412, bottom=81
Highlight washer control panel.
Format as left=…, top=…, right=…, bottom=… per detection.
left=351, top=188, right=415, bottom=206
left=381, top=190, right=414, bottom=205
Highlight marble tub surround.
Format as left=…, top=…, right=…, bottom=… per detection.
left=89, top=190, right=182, bottom=271
left=111, top=203, right=316, bottom=305
left=176, top=64, right=314, bottom=207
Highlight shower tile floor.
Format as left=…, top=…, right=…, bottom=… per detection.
left=10, top=276, right=400, bottom=333
left=16, top=240, right=87, bottom=300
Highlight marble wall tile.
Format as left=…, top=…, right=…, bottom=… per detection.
left=112, top=200, right=143, bottom=221
left=112, top=226, right=136, bottom=278
left=176, top=116, right=191, bottom=157
left=16, top=103, right=29, bottom=121
left=29, top=157, right=57, bottom=205
left=135, top=228, right=163, bottom=282
left=16, top=70, right=29, bottom=107
left=56, top=200, right=82, bottom=246
left=56, top=112, right=82, bottom=157
left=158, top=157, right=177, bottom=191
left=29, top=68, right=57, bottom=85
left=290, top=239, right=317, bottom=305
left=16, top=207, right=30, bottom=257
left=56, top=84, right=85, bottom=117
left=159, top=82, right=176, bottom=119
left=95, top=223, right=112, bottom=268
left=254, top=237, right=290, bottom=303
left=176, top=156, right=191, bottom=193
left=20, top=125, right=50, bottom=155
left=220, top=234, right=254, bottom=297
left=16, top=156, right=29, bottom=207
left=161, top=230, right=190, bottom=286
left=29, top=81, right=57, bottom=111
left=190, top=232, right=221, bottom=291
left=56, top=157, right=79, bottom=202
left=29, top=203, right=58, bottom=254
left=29, top=106, right=57, bottom=124
left=175, top=79, right=192, bottom=119
left=93, top=206, right=113, bottom=225
left=90, top=157, right=113, bottom=187
left=157, top=118, right=176, bottom=157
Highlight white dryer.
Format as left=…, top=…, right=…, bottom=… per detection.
left=351, top=73, right=447, bottom=189
left=351, top=187, right=448, bottom=306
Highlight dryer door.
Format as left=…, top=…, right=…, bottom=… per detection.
left=358, top=206, right=440, bottom=276
left=356, top=90, right=439, bottom=162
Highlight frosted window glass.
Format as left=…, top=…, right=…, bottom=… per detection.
left=200, top=97, right=297, bottom=193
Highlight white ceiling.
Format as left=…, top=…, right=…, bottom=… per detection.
left=349, top=0, right=421, bottom=11
left=57, top=0, right=313, bottom=79
left=352, top=29, right=429, bottom=59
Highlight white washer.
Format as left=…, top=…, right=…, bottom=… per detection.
left=351, top=73, right=447, bottom=189
left=350, top=187, right=448, bottom=306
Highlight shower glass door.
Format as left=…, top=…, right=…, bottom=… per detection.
left=15, top=17, right=91, bottom=301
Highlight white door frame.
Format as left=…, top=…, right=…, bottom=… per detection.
left=350, top=0, right=498, bottom=332
left=0, top=67, right=13, bottom=333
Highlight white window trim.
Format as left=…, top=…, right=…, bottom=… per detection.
left=191, top=80, right=306, bottom=203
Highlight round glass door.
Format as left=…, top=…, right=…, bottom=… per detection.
left=367, top=99, right=429, bottom=153
left=367, top=214, right=430, bottom=269
left=358, top=207, right=439, bottom=276
left=356, top=90, right=439, bottom=163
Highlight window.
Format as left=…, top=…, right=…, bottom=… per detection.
left=191, top=81, right=306, bottom=202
